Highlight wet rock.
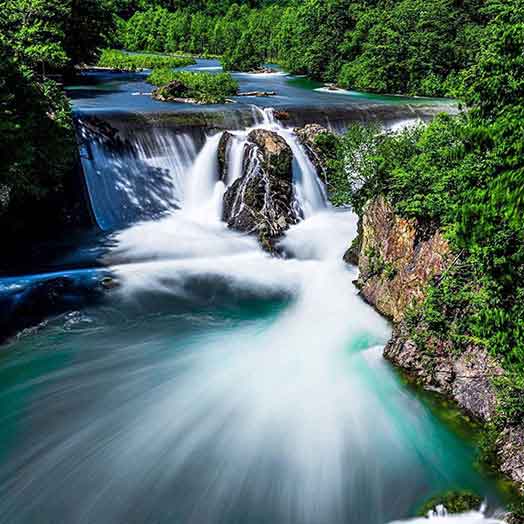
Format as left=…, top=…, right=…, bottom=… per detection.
left=248, top=129, right=293, bottom=180
left=0, top=276, right=105, bottom=345
left=384, top=327, right=502, bottom=420
left=295, top=124, right=334, bottom=177
left=100, top=276, right=120, bottom=290
left=274, top=111, right=290, bottom=121
left=217, top=131, right=234, bottom=181
left=222, top=129, right=297, bottom=252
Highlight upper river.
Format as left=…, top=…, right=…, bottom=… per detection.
left=0, top=59, right=509, bottom=524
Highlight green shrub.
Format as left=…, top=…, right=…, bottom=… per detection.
left=417, top=490, right=482, bottom=516
left=97, top=49, right=194, bottom=71
left=147, top=68, right=238, bottom=104
left=221, top=32, right=264, bottom=72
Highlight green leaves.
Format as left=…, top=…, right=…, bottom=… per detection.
left=97, top=49, right=195, bottom=70
left=147, top=68, right=238, bottom=103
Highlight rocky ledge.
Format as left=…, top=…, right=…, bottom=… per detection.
left=348, top=195, right=524, bottom=493
left=221, top=129, right=298, bottom=252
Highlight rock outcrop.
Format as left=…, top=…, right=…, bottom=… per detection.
left=295, top=124, right=333, bottom=177
left=222, top=129, right=297, bottom=252
left=354, top=196, right=450, bottom=322
left=349, top=195, right=524, bottom=493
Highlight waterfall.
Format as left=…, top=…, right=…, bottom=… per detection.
left=77, top=107, right=327, bottom=231
left=0, top=106, right=501, bottom=524
left=77, top=121, right=201, bottom=230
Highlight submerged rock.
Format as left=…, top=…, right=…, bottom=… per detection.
left=417, top=490, right=482, bottom=516
left=222, top=129, right=297, bottom=252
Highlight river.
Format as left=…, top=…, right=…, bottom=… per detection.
left=0, top=60, right=508, bottom=524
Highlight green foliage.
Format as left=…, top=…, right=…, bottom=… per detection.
left=97, top=49, right=195, bottom=70
left=116, top=0, right=491, bottom=96
left=0, top=40, right=75, bottom=235
left=222, top=32, right=264, bottom=71
left=417, top=490, right=482, bottom=516
left=1, top=0, right=116, bottom=73
left=147, top=68, right=238, bottom=103
left=325, top=0, right=524, bottom=454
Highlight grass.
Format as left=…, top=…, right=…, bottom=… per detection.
left=96, top=49, right=195, bottom=71
left=147, top=68, right=238, bottom=104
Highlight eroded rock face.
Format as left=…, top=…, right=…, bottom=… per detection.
left=355, top=196, right=450, bottom=322
left=498, top=426, right=524, bottom=492
left=384, top=326, right=502, bottom=420
left=351, top=194, right=524, bottom=492
left=222, top=129, right=297, bottom=252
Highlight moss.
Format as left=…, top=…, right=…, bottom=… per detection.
left=417, top=490, right=482, bottom=516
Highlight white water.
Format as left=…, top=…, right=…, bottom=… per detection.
left=101, top=109, right=504, bottom=523
left=1, top=109, right=504, bottom=523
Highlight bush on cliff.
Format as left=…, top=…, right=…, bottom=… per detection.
left=147, top=68, right=238, bottom=103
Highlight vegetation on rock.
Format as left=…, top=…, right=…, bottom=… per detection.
left=323, top=0, right=524, bottom=492
left=417, top=490, right=482, bottom=516
left=147, top=68, right=238, bottom=103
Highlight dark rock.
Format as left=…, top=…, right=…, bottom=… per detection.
left=100, top=276, right=120, bottom=290
left=274, top=111, right=290, bottom=121
left=0, top=275, right=107, bottom=345
left=217, top=131, right=234, bottom=182
left=222, top=129, right=297, bottom=252
left=151, top=80, right=189, bottom=102
left=295, top=124, right=334, bottom=177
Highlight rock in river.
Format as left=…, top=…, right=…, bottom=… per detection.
left=222, top=129, right=298, bottom=252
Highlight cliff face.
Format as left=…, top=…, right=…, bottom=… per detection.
left=354, top=196, right=450, bottom=322
left=350, top=195, right=524, bottom=493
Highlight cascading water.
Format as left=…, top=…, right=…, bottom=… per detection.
left=0, top=108, right=507, bottom=524
left=77, top=120, right=200, bottom=230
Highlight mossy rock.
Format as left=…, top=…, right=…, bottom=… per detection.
left=417, top=490, right=482, bottom=516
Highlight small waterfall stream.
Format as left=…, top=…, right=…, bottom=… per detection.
left=0, top=108, right=507, bottom=524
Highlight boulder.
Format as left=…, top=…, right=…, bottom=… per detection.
left=222, top=129, right=297, bottom=252
left=151, top=80, right=189, bottom=102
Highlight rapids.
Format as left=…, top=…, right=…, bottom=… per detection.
left=0, top=66, right=508, bottom=524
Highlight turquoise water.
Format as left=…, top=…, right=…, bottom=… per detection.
left=0, top=208, right=508, bottom=523
left=0, top=64, right=502, bottom=524
left=66, top=58, right=454, bottom=114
